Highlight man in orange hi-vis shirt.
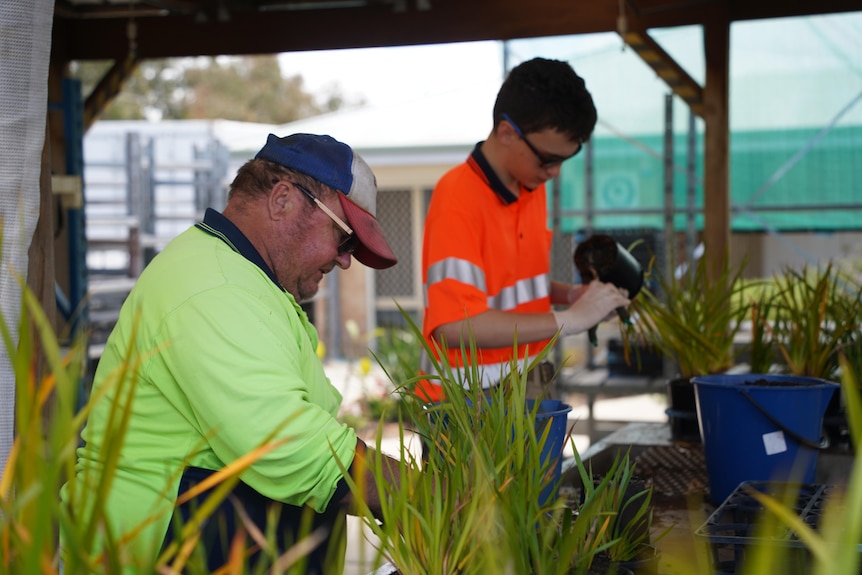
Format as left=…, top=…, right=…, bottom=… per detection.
left=419, top=58, right=631, bottom=403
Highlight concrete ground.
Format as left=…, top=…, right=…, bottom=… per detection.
left=323, top=358, right=669, bottom=575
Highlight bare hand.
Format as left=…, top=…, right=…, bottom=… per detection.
left=553, top=280, right=630, bottom=336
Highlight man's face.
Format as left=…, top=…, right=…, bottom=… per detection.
left=502, top=117, right=582, bottom=190
left=269, top=182, right=355, bottom=302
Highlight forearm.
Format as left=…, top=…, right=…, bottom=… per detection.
left=432, top=309, right=560, bottom=350
left=430, top=281, right=629, bottom=349
left=549, top=280, right=581, bottom=306
left=342, top=439, right=402, bottom=520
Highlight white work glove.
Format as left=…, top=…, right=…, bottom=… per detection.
left=552, top=280, right=630, bottom=337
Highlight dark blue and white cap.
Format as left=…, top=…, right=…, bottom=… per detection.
left=256, top=133, right=397, bottom=269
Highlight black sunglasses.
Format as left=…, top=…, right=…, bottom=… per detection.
left=502, top=113, right=582, bottom=168
left=291, top=182, right=358, bottom=256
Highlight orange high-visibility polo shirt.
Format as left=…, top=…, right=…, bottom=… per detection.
left=420, top=144, right=553, bottom=400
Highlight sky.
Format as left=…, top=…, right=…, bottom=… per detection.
left=278, top=41, right=503, bottom=108
left=277, top=34, right=623, bottom=109
left=274, top=12, right=862, bottom=138
left=275, top=10, right=862, bottom=111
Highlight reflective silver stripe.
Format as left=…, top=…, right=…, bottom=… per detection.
left=425, top=257, right=550, bottom=311
left=426, top=257, right=486, bottom=292
left=488, top=273, right=550, bottom=311
left=419, top=349, right=541, bottom=390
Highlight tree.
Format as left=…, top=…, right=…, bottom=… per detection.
left=71, top=55, right=355, bottom=123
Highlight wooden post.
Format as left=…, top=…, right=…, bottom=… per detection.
left=702, top=8, right=731, bottom=279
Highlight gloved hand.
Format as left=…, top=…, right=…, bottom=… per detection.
left=552, top=280, right=630, bottom=337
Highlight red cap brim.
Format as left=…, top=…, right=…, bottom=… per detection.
left=337, top=193, right=397, bottom=269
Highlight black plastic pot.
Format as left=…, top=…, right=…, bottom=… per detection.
left=822, top=388, right=852, bottom=452
left=665, top=377, right=701, bottom=443
left=607, top=338, right=664, bottom=378
left=620, top=544, right=661, bottom=575
left=588, top=554, right=636, bottom=575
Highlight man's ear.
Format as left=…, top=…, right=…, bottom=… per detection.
left=496, top=119, right=519, bottom=146
left=269, top=180, right=292, bottom=220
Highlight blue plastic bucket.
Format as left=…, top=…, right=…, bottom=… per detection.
left=427, top=398, right=572, bottom=506
left=530, top=399, right=574, bottom=505
left=692, top=374, right=838, bottom=504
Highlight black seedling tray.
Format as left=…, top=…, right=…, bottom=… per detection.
left=694, top=481, right=839, bottom=574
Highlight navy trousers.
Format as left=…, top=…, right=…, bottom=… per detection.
left=162, top=467, right=345, bottom=574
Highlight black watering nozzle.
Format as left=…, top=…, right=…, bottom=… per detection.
left=573, top=234, right=644, bottom=346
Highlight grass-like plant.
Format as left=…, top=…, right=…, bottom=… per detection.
left=746, top=288, right=781, bottom=374
left=574, top=448, right=669, bottom=566
left=762, top=263, right=862, bottom=381
left=1, top=278, right=88, bottom=574
left=345, top=310, right=619, bottom=575
left=6, top=259, right=859, bottom=575
left=627, top=252, right=750, bottom=379
left=740, top=355, right=861, bottom=575
left=0, top=276, right=328, bottom=574
left=371, top=323, right=423, bottom=393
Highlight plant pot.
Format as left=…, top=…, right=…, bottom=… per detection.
left=531, top=399, right=575, bottom=506
left=822, top=388, right=852, bottom=452
left=428, top=398, right=573, bottom=506
left=692, top=373, right=839, bottom=504
left=619, top=544, right=661, bottom=575
left=367, top=562, right=399, bottom=575
left=587, top=553, right=636, bottom=575
left=607, top=338, right=663, bottom=377
left=665, top=377, right=701, bottom=443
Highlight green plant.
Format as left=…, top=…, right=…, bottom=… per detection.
left=341, top=310, right=617, bottom=575
left=741, top=354, right=862, bottom=575
left=746, top=286, right=781, bottom=374
left=605, top=459, right=665, bottom=564
left=762, top=263, right=862, bottom=381
left=572, top=447, right=669, bottom=565
left=9, top=259, right=858, bottom=575
left=336, top=325, right=420, bottom=431
left=0, top=277, right=320, bottom=574
left=372, top=323, right=423, bottom=391
left=627, top=251, right=750, bottom=379
left=340, top=303, right=862, bottom=575
left=0, top=279, right=86, bottom=573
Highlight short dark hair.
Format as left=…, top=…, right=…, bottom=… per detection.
left=228, top=158, right=329, bottom=201
left=492, top=57, right=597, bottom=143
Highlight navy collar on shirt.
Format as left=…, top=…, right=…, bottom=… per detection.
left=195, top=208, right=284, bottom=291
left=468, top=141, right=520, bottom=206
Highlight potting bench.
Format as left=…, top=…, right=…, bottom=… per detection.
left=557, top=367, right=665, bottom=441
left=560, top=421, right=855, bottom=574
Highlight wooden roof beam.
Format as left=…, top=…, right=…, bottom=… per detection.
left=83, top=54, right=140, bottom=131
left=621, top=28, right=704, bottom=117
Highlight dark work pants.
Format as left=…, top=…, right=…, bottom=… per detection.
left=161, top=467, right=345, bottom=574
